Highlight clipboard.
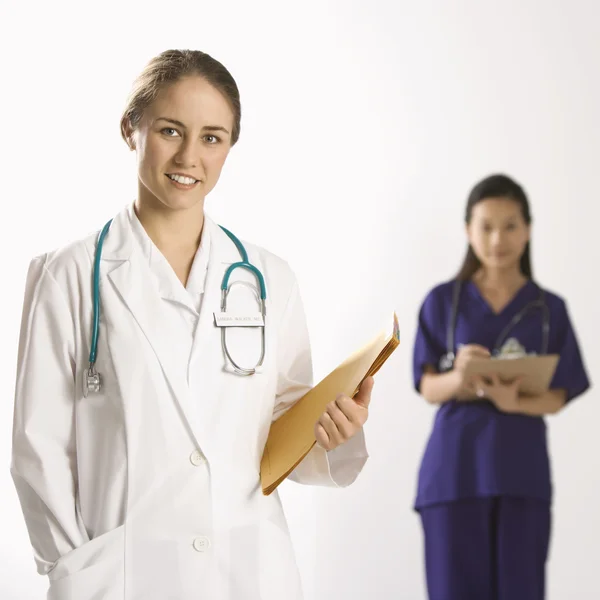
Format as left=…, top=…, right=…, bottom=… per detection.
left=462, top=354, right=560, bottom=396
left=260, top=313, right=400, bottom=496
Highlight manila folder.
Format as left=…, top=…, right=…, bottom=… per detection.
left=260, top=313, right=400, bottom=495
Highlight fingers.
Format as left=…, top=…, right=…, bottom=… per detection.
left=327, top=397, right=359, bottom=437
left=316, top=409, right=344, bottom=450
left=488, top=373, right=501, bottom=387
left=315, top=390, right=368, bottom=450
left=315, top=423, right=331, bottom=449
left=469, top=345, right=492, bottom=357
left=458, top=344, right=491, bottom=359
left=455, top=345, right=491, bottom=372
left=353, top=376, right=375, bottom=409
left=510, top=375, right=524, bottom=390
left=470, top=375, right=488, bottom=398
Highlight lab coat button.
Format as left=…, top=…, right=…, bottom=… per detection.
left=190, top=450, right=205, bottom=466
left=193, top=536, right=210, bottom=552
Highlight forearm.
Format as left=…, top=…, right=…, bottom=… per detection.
left=515, top=389, right=567, bottom=416
left=420, top=370, right=465, bottom=404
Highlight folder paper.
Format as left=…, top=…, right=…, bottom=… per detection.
left=260, top=313, right=400, bottom=496
left=462, top=354, right=560, bottom=396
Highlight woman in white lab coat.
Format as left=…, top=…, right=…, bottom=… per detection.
left=11, top=49, right=373, bottom=600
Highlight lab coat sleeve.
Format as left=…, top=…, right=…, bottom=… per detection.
left=272, top=279, right=368, bottom=488
left=10, top=257, right=88, bottom=576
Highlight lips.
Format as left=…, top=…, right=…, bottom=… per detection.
left=166, top=173, right=199, bottom=185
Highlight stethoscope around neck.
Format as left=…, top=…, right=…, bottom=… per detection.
left=83, top=219, right=267, bottom=397
left=438, top=279, right=550, bottom=373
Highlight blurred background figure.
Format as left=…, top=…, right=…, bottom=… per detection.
left=411, top=174, right=591, bottom=600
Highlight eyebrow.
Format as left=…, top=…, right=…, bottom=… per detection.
left=156, top=117, right=230, bottom=135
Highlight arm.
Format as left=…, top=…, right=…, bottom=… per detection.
left=516, top=389, right=567, bottom=416
left=420, top=368, right=463, bottom=404
left=272, top=280, right=368, bottom=488
left=472, top=374, right=567, bottom=417
left=419, top=344, right=493, bottom=404
left=475, top=297, right=591, bottom=416
left=413, top=288, right=491, bottom=405
left=10, top=257, right=87, bottom=576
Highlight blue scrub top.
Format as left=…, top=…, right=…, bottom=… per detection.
left=413, top=279, right=590, bottom=510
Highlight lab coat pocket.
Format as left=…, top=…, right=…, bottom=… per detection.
left=257, top=519, right=303, bottom=600
left=47, top=524, right=125, bottom=599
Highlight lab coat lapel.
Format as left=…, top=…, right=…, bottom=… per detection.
left=100, top=207, right=202, bottom=449
left=189, top=217, right=240, bottom=451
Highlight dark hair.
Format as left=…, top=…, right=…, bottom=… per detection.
left=456, top=174, right=533, bottom=281
left=120, top=49, right=241, bottom=146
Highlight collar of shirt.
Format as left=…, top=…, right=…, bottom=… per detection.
left=126, top=202, right=211, bottom=314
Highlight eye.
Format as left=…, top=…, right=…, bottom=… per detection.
left=161, top=127, right=180, bottom=137
left=506, top=222, right=517, bottom=231
left=482, top=224, right=493, bottom=233
left=203, top=134, right=221, bottom=144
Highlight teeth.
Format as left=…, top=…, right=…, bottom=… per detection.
left=168, top=174, right=197, bottom=185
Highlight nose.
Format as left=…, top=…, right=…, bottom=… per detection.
left=490, top=229, right=504, bottom=245
left=173, top=138, right=201, bottom=168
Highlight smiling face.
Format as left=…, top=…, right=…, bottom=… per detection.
left=466, top=197, right=531, bottom=272
left=126, top=75, right=235, bottom=212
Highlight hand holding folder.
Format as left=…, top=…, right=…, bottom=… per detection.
left=260, top=313, right=400, bottom=495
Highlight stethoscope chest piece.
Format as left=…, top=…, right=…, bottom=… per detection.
left=83, top=364, right=101, bottom=398
left=438, top=351, right=455, bottom=373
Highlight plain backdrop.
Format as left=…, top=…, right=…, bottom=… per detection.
left=0, top=1, right=598, bottom=598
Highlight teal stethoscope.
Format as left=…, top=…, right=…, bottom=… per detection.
left=83, top=219, right=267, bottom=397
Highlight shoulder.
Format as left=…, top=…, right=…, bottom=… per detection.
left=208, top=220, right=301, bottom=318
left=414, top=280, right=459, bottom=334
left=538, top=284, right=565, bottom=304
left=247, top=241, right=296, bottom=285
left=534, top=282, right=568, bottom=313
left=534, top=283, right=574, bottom=328
left=420, top=280, right=458, bottom=311
left=41, top=233, right=95, bottom=276
left=23, top=230, right=97, bottom=300
left=212, top=220, right=299, bottom=295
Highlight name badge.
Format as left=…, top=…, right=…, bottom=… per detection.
left=213, top=313, right=265, bottom=327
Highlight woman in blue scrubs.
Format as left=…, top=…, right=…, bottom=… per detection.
left=412, top=174, right=590, bottom=600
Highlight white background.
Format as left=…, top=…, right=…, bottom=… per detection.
left=1, top=1, right=598, bottom=598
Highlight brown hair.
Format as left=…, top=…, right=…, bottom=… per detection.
left=120, top=49, right=241, bottom=147
left=456, top=173, right=533, bottom=281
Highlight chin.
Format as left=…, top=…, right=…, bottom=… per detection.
left=486, top=257, right=518, bottom=270
left=158, top=191, right=204, bottom=212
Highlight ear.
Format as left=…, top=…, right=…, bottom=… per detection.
left=465, top=221, right=473, bottom=244
left=121, top=118, right=136, bottom=151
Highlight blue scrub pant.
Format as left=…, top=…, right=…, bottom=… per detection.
left=419, top=496, right=551, bottom=600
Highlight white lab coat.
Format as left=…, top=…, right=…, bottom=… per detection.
left=10, top=203, right=368, bottom=600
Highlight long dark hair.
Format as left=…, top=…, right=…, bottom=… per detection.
left=456, top=174, right=533, bottom=281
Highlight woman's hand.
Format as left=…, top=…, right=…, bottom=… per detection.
left=470, top=373, right=523, bottom=413
left=314, top=377, right=374, bottom=451
left=452, top=344, right=491, bottom=400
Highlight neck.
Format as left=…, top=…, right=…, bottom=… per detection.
left=474, top=267, right=526, bottom=291
left=134, top=195, right=205, bottom=256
